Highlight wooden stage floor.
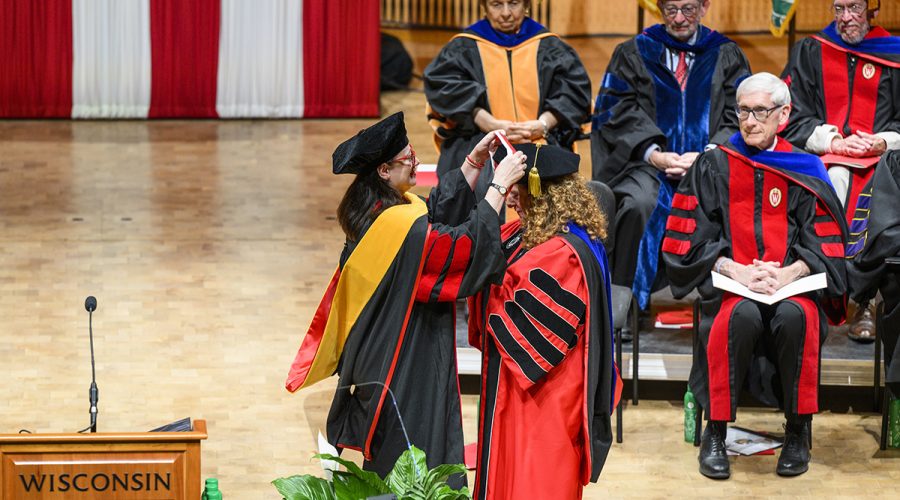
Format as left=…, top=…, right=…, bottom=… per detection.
left=1, top=34, right=897, bottom=498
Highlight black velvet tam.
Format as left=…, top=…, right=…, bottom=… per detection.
left=332, top=111, right=409, bottom=175
left=492, top=142, right=580, bottom=184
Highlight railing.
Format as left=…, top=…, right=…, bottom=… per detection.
left=381, top=0, right=899, bottom=36
left=381, top=0, right=551, bottom=30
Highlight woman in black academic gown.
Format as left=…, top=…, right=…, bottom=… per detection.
left=286, top=112, right=526, bottom=480
left=423, top=0, right=591, bottom=196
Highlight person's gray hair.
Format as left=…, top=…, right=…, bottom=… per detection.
left=736, top=72, right=791, bottom=107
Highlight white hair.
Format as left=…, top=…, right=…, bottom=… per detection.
left=736, top=72, right=791, bottom=107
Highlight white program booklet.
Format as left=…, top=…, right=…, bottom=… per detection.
left=725, top=427, right=782, bottom=456
left=711, top=271, right=827, bottom=305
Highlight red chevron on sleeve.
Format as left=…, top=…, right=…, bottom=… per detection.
left=437, top=235, right=473, bottom=301
left=662, top=237, right=691, bottom=256
left=416, top=232, right=452, bottom=302
left=671, top=193, right=698, bottom=211
left=665, top=215, right=697, bottom=234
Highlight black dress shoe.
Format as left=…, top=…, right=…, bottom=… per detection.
left=777, top=416, right=811, bottom=477
left=699, top=421, right=730, bottom=479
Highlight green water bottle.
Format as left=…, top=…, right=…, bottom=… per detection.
left=201, top=478, right=222, bottom=500
left=684, top=387, right=698, bottom=443
left=890, top=397, right=900, bottom=448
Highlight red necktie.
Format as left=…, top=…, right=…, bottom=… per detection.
left=675, top=51, right=688, bottom=90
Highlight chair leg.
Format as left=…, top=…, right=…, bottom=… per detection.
left=881, top=386, right=891, bottom=451
left=616, top=327, right=623, bottom=444
left=631, top=296, right=639, bottom=406
left=808, top=419, right=813, bottom=450
left=694, top=404, right=703, bottom=447
left=875, top=301, right=884, bottom=413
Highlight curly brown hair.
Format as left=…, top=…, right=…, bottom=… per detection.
left=519, top=174, right=607, bottom=249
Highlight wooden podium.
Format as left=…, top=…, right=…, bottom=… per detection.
left=0, top=420, right=207, bottom=499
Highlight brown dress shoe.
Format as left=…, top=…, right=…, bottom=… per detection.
left=848, top=302, right=875, bottom=343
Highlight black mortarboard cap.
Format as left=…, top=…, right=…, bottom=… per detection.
left=332, top=112, right=409, bottom=175
left=492, top=143, right=580, bottom=196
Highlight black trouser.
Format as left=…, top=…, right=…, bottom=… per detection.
left=719, top=299, right=815, bottom=419
left=610, top=165, right=659, bottom=288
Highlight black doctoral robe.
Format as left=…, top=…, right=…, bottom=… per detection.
left=286, top=169, right=505, bottom=479
left=847, top=151, right=900, bottom=393
left=781, top=23, right=900, bottom=222
left=423, top=18, right=591, bottom=197
left=662, top=137, right=847, bottom=420
left=589, top=24, right=750, bottom=305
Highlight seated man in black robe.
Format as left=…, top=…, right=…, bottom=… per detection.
left=590, top=0, right=750, bottom=316
left=780, top=0, right=900, bottom=341
left=663, top=73, right=847, bottom=479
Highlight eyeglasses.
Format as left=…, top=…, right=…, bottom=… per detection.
left=831, top=2, right=867, bottom=17
left=662, top=3, right=700, bottom=19
left=736, top=105, right=783, bottom=122
left=391, top=145, right=419, bottom=167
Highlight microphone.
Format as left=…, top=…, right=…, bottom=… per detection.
left=82, top=296, right=99, bottom=433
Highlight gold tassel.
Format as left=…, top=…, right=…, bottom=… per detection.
left=528, top=144, right=542, bottom=197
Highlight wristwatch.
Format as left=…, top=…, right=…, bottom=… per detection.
left=489, top=182, right=508, bottom=196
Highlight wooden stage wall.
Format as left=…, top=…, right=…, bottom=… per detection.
left=382, top=0, right=900, bottom=36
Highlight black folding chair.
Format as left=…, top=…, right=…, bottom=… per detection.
left=587, top=180, right=639, bottom=444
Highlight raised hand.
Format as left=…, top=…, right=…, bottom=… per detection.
left=469, top=131, right=502, bottom=166
left=493, top=150, right=528, bottom=189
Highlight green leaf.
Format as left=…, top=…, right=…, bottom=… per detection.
left=385, top=446, right=428, bottom=497
left=272, top=475, right=336, bottom=500
left=422, top=466, right=469, bottom=500
left=423, top=464, right=467, bottom=490
left=313, top=453, right=389, bottom=494
left=332, top=471, right=391, bottom=500
left=431, top=484, right=471, bottom=500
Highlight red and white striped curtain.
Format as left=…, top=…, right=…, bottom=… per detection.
left=0, top=0, right=380, bottom=119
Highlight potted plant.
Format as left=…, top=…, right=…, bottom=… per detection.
left=273, top=445, right=470, bottom=500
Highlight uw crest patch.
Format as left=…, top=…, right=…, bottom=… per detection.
left=862, top=63, right=876, bottom=80
left=769, top=187, right=782, bottom=208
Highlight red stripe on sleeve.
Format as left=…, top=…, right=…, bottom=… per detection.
left=0, top=0, right=72, bottom=117
left=814, top=221, right=842, bottom=237
left=416, top=232, right=452, bottom=302
left=671, top=193, right=699, bottom=211
left=661, top=237, right=691, bottom=256
left=665, top=215, right=697, bottom=234
left=437, top=235, right=473, bottom=302
left=820, top=242, right=845, bottom=258
left=149, top=0, right=220, bottom=117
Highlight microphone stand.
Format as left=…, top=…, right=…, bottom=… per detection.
left=336, top=381, right=420, bottom=478
left=79, top=297, right=99, bottom=433
left=88, top=307, right=98, bottom=433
